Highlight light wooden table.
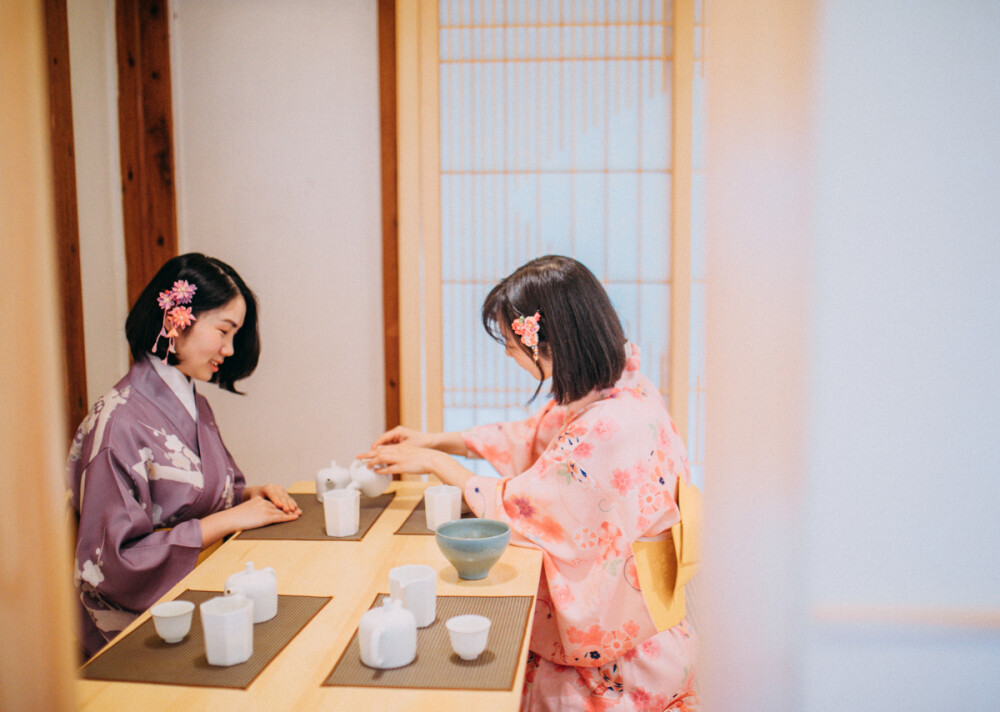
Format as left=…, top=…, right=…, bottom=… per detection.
left=76, top=479, right=542, bottom=711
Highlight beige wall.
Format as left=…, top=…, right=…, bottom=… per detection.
left=68, top=0, right=386, bottom=488
left=68, top=0, right=129, bottom=402
left=703, top=1, right=1000, bottom=709
left=0, top=1, right=78, bottom=708
left=170, top=0, right=385, bottom=488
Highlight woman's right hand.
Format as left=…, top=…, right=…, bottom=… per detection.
left=361, top=427, right=469, bottom=459
left=200, top=497, right=299, bottom=547
left=227, top=497, right=300, bottom=530
left=367, top=426, right=435, bottom=450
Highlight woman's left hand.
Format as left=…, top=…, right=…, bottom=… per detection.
left=364, top=444, right=443, bottom=478
left=364, top=444, right=476, bottom=489
left=245, top=484, right=302, bottom=515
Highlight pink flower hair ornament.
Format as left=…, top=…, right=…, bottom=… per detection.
left=511, top=311, right=541, bottom=361
left=152, top=280, right=197, bottom=361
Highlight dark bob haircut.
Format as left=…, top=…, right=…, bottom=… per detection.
left=482, top=255, right=627, bottom=405
left=125, top=253, right=260, bottom=393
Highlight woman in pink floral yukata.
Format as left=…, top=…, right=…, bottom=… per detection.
left=362, top=255, right=699, bottom=711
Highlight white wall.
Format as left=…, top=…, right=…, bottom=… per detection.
left=67, top=0, right=129, bottom=401
left=804, top=0, right=1000, bottom=707
left=703, top=1, right=1000, bottom=709
left=169, top=0, right=385, bottom=489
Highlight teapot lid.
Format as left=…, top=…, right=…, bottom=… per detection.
left=226, top=561, right=274, bottom=584
left=363, top=597, right=415, bottom=624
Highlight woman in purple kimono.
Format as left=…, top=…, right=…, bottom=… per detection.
left=66, top=253, right=301, bottom=659
left=363, top=256, right=699, bottom=711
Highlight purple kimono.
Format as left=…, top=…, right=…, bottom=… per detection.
left=66, top=358, right=244, bottom=657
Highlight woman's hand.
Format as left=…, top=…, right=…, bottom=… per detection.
left=363, top=444, right=475, bottom=489
left=364, top=443, right=443, bottom=477
left=200, top=496, right=300, bottom=547
left=367, top=425, right=435, bottom=450
left=243, top=483, right=302, bottom=515
left=229, top=496, right=300, bottom=529
left=361, top=426, right=469, bottom=458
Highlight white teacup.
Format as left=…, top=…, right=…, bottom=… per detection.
left=388, top=564, right=436, bottom=628
left=200, top=594, right=254, bottom=666
left=424, top=484, right=462, bottom=530
left=315, top=462, right=351, bottom=502
left=445, top=614, right=491, bottom=660
left=323, top=487, right=360, bottom=537
left=150, top=600, right=194, bottom=643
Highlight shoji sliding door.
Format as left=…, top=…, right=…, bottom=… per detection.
left=397, top=0, right=705, bottom=484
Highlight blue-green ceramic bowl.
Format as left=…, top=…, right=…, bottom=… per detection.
left=434, top=518, right=511, bottom=580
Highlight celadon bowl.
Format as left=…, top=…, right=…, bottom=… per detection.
left=434, top=518, right=511, bottom=580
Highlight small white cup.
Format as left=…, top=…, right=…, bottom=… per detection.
left=323, top=487, right=360, bottom=537
left=389, top=564, right=437, bottom=628
left=150, top=600, right=195, bottom=643
left=424, top=484, right=462, bottom=530
left=200, top=594, right=254, bottom=666
left=445, top=614, right=491, bottom=660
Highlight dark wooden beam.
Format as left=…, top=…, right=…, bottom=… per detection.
left=44, top=0, right=89, bottom=440
left=378, top=0, right=400, bottom=429
left=116, top=0, right=177, bottom=309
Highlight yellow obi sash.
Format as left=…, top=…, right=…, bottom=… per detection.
left=632, top=476, right=702, bottom=631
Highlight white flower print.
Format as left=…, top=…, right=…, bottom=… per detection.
left=80, top=558, right=104, bottom=588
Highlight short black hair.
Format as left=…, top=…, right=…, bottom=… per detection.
left=125, top=253, right=260, bottom=393
left=482, top=255, right=627, bottom=404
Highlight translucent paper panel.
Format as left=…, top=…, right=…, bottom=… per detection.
left=688, top=41, right=707, bottom=487
left=439, top=0, right=681, bottom=463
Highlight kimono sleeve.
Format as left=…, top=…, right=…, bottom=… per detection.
left=462, top=400, right=565, bottom=477
left=464, top=402, right=680, bottom=665
left=74, top=447, right=202, bottom=613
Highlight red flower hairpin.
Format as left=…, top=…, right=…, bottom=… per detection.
left=511, top=312, right=541, bottom=361
left=152, top=280, right=197, bottom=361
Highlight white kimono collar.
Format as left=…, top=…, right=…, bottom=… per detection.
left=148, top=355, right=199, bottom=422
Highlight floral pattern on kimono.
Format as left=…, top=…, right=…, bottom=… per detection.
left=66, top=358, right=245, bottom=657
left=463, top=343, right=698, bottom=710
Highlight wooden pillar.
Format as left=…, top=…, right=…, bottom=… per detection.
left=379, top=0, right=401, bottom=429
left=44, top=0, right=89, bottom=441
left=116, top=0, right=178, bottom=308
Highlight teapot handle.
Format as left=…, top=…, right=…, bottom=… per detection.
left=370, top=623, right=384, bottom=667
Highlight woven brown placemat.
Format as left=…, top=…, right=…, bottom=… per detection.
left=324, top=593, right=533, bottom=691
left=81, top=590, right=330, bottom=689
left=394, top=498, right=476, bottom=535
left=235, top=492, right=394, bottom=541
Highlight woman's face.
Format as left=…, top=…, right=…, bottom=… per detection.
left=173, top=295, right=246, bottom=381
left=502, top=328, right=552, bottom=380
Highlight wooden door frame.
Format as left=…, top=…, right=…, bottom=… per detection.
left=44, top=0, right=88, bottom=442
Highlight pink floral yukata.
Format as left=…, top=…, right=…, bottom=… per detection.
left=463, top=343, right=698, bottom=712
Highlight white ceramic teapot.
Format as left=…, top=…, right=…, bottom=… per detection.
left=358, top=598, right=417, bottom=669
left=347, top=460, right=391, bottom=498
left=224, top=562, right=278, bottom=623
left=315, top=461, right=351, bottom=502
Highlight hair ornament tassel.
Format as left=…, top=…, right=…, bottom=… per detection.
left=152, top=280, right=197, bottom=361
left=511, top=311, right=541, bottom=362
